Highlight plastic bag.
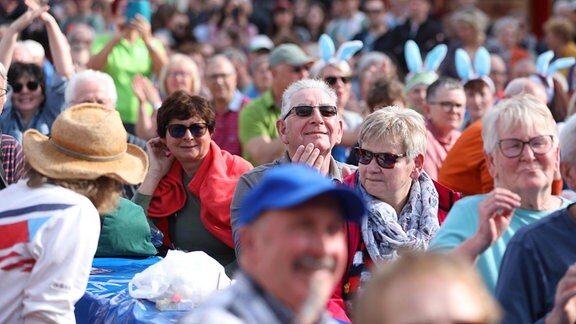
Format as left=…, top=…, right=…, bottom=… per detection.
left=128, top=250, right=231, bottom=304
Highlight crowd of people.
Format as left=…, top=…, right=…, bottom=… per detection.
left=1, top=0, right=576, bottom=322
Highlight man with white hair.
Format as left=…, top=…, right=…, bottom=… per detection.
left=65, top=69, right=147, bottom=198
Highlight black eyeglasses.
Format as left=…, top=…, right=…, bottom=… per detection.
left=324, top=76, right=352, bottom=86
left=167, top=123, right=209, bottom=138
left=428, top=101, right=465, bottom=112
left=355, top=147, right=406, bottom=169
left=497, top=135, right=554, bottom=158
left=291, top=65, right=310, bottom=73
left=283, top=105, right=338, bottom=119
left=12, top=81, right=39, bottom=93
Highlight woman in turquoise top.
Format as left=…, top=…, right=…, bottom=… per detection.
left=430, top=94, right=571, bottom=292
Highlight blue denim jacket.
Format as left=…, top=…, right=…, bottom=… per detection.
left=0, top=73, right=67, bottom=143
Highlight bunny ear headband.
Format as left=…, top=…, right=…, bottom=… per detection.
left=404, top=40, right=447, bottom=90
left=529, top=50, right=575, bottom=103
left=310, top=34, right=363, bottom=78
left=455, top=46, right=495, bottom=92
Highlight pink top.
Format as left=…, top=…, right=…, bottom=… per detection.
left=424, top=122, right=461, bottom=180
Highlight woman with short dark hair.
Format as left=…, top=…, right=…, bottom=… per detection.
left=134, top=91, right=252, bottom=274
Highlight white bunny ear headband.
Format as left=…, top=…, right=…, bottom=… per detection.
left=455, top=46, right=495, bottom=92
left=310, top=34, right=363, bottom=78
left=404, top=40, right=447, bottom=89
left=529, top=50, right=575, bottom=102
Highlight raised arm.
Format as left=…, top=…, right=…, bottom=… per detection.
left=130, top=15, right=167, bottom=77
left=0, top=5, right=48, bottom=71
left=37, top=11, right=74, bottom=78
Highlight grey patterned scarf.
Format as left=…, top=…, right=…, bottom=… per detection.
left=358, top=171, right=440, bottom=262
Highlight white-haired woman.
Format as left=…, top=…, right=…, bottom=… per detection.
left=133, top=54, right=202, bottom=140
left=338, top=106, right=440, bottom=308
left=430, top=95, right=572, bottom=293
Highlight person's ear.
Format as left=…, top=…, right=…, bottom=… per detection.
left=277, top=119, right=289, bottom=144
left=336, top=118, right=343, bottom=145
left=484, top=151, right=497, bottom=178
left=560, top=162, right=576, bottom=189
left=411, top=153, right=424, bottom=179
left=422, top=101, right=432, bottom=117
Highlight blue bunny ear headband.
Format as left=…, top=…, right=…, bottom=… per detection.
left=404, top=40, right=447, bottom=90
left=454, top=46, right=495, bottom=92
left=310, top=34, right=363, bottom=78
left=529, top=50, right=575, bottom=103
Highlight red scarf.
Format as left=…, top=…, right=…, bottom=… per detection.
left=148, top=141, right=252, bottom=248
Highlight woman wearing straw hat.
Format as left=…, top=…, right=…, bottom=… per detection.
left=0, top=103, right=148, bottom=323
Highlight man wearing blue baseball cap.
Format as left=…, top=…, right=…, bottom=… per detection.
left=182, top=164, right=365, bottom=324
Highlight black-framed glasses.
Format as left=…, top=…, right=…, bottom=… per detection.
left=324, top=76, right=352, bottom=86
left=167, top=123, right=209, bottom=138
left=497, top=135, right=554, bottom=158
left=12, top=81, right=39, bottom=93
left=283, top=105, right=338, bottom=119
left=428, top=101, right=464, bottom=111
left=355, top=147, right=406, bottom=169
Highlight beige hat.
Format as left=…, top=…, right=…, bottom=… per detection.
left=23, top=103, right=148, bottom=184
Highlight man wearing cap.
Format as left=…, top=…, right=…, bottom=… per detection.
left=183, top=164, right=365, bottom=324
left=0, top=103, right=148, bottom=323
left=238, top=43, right=313, bottom=166
left=405, top=72, right=438, bottom=115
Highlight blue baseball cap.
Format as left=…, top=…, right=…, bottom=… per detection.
left=239, top=164, right=366, bottom=226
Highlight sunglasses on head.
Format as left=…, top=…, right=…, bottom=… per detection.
left=12, top=81, right=39, bottom=93
left=324, top=76, right=352, bottom=86
left=355, top=147, right=406, bottom=169
left=167, top=123, right=209, bottom=138
left=283, top=105, right=338, bottom=119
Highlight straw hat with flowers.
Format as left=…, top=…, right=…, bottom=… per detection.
left=23, top=103, right=148, bottom=184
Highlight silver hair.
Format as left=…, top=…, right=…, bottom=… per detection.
left=64, top=69, right=117, bottom=107
left=451, top=7, right=490, bottom=33
left=560, top=114, right=576, bottom=163
left=0, top=62, right=6, bottom=80
left=503, top=77, right=545, bottom=99
left=425, top=77, right=463, bottom=101
left=493, top=16, right=519, bottom=35
left=482, top=95, right=558, bottom=154
left=280, top=79, right=337, bottom=120
left=310, top=60, right=352, bottom=79
left=356, top=52, right=390, bottom=78
left=359, top=106, right=427, bottom=160
left=205, top=54, right=235, bottom=74
left=159, top=54, right=201, bottom=96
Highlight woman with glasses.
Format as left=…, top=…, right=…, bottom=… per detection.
left=430, top=95, right=571, bottom=293
left=0, top=62, right=66, bottom=144
left=337, top=106, right=440, bottom=313
left=133, top=91, right=252, bottom=275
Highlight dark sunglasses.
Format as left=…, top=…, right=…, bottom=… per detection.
left=324, top=76, right=352, bottom=86
left=12, top=81, right=39, bottom=93
left=167, top=123, right=209, bottom=138
left=283, top=105, right=338, bottom=119
left=291, top=65, right=310, bottom=73
left=355, top=147, right=406, bottom=169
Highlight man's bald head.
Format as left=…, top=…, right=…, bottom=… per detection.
left=504, top=78, right=548, bottom=104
